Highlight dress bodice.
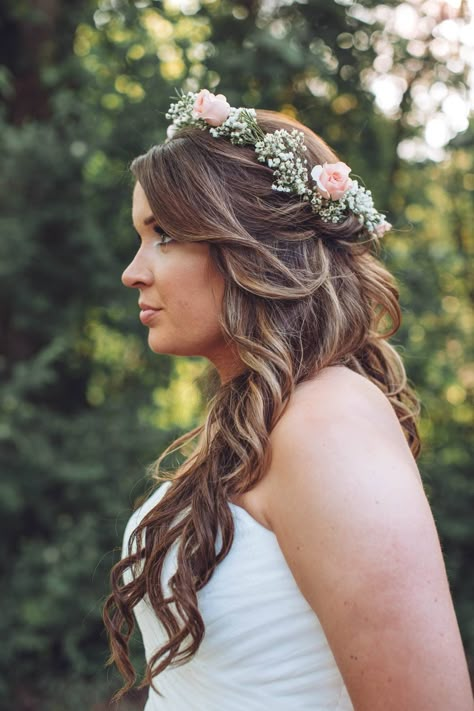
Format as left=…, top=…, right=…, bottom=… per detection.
left=122, top=482, right=354, bottom=710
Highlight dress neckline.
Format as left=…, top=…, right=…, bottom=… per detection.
left=153, top=481, right=274, bottom=534
left=227, top=500, right=274, bottom=534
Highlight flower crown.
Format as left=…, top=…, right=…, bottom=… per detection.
left=165, top=89, right=391, bottom=238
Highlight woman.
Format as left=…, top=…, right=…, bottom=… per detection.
left=103, top=89, right=472, bottom=710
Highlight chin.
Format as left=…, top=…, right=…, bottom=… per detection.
left=147, top=333, right=191, bottom=357
left=147, top=336, right=170, bottom=355
left=147, top=331, right=166, bottom=353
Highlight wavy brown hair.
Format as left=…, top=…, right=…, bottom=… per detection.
left=103, top=109, right=421, bottom=700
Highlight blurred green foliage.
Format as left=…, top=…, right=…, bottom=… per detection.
left=1, top=0, right=472, bottom=707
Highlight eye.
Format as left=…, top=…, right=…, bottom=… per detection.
left=153, top=226, right=173, bottom=246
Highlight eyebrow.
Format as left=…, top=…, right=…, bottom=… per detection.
left=143, top=214, right=156, bottom=226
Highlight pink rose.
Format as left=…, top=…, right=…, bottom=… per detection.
left=192, top=89, right=231, bottom=127
left=311, top=162, right=353, bottom=201
left=375, top=221, right=392, bottom=236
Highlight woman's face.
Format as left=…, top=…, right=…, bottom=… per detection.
left=122, top=181, right=235, bottom=375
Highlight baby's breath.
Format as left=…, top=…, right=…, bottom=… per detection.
left=209, top=108, right=265, bottom=145
left=254, top=130, right=310, bottom=196
left=165, top=90, right=389, bottom=237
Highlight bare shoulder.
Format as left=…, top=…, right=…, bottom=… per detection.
left=261, top=365, right=472, bottom=710
left=281, top=364, right=408, bottom=437
left=264, top=363, right=425, bottom=537
left=269, top=364, right=419, bottom=481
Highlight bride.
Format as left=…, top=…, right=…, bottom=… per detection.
left=103, top=88, right=473, bottom=711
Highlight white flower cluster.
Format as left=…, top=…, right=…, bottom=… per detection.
left=342, top=181, right=386, bottom=234
left=165, top=90, right=205, bottom=132
left=254, top=129, right=310, bottom=196
left=310, top=192, right=348, bottom=224
left=165, top=90, right=264, bottom=145
left=209, top=108, right=264, bottom=145
left=309, top=181, right=388, bottom=231
left=165, top=90, right=390, bottom=237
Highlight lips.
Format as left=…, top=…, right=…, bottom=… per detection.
left=139, top=302, right=162, bottom=311
left=139, top=302, right=163, bottom=326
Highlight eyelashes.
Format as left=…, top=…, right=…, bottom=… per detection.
left=134, top=227, right=173, bottom=247
left=153, top=225, right=173, bottom=245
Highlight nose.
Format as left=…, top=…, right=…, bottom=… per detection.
left=121, top=251, right=153, bottom=289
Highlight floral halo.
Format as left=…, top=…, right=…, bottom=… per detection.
left=165, top=88, right=391, bottom=239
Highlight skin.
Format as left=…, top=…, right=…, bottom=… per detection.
left=122, top=181, right=240, bottom=382
left=260, top=369, right=474, bottom=710
left=123, top=181, right=473, bottom=710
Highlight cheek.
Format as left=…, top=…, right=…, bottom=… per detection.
left=175, top=278, right=224, bottom=338
left=171, top=257, right=224, bottom=312
left=147, top=256, right=226, bottom=356
left=173, top=285, right=222, bottom=324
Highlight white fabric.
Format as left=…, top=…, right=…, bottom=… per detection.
left=122, top=482, right=354, bottom=710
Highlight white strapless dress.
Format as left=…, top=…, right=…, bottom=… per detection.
left=122, top=482, right=354, bottom=710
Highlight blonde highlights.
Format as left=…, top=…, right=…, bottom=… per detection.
left=103, top=110, right=421, bottom=699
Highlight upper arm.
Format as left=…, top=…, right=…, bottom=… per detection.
left=265, top=379, right=472, bottom=711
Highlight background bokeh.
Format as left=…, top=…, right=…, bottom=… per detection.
left=1, top=0, right=472, bottom=708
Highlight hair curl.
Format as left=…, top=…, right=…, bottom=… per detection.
left=103, top=110, right=421, bottom=700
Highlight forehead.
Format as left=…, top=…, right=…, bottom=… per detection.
left=132, top=181, right=153, bottom=227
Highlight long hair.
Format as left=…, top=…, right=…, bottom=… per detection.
left=103, top=110, right=421, bottom=699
